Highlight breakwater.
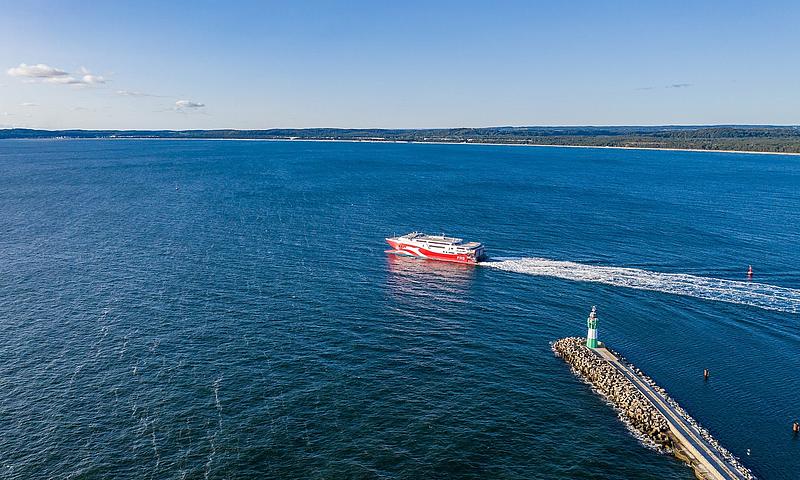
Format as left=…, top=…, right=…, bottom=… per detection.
left=553, top=337, right=673, bottom=449
left=553, top=337, right=754, bottom=480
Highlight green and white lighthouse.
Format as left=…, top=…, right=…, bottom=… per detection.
left=586, top=306, right=599, bottom=348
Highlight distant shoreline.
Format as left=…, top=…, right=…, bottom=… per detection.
left=8, top=136, right=800, bottom=156
left=283, top=138, right=800, bottom=156
left=3, top=125, right=800, bottom=155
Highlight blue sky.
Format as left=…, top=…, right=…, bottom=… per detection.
left=1, top=0, right=798, bottom=129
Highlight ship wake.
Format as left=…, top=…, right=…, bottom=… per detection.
left=483, top=257, right=800, bottom=314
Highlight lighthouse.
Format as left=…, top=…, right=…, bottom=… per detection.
left=586, top=306, right=599, bottom=348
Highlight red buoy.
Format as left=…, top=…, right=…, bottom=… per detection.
left=747, top=265, right=753, bottom=278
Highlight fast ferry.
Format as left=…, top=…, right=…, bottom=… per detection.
left=385, top=232, right=486, bottom=264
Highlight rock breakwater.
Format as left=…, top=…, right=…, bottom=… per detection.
left=552, top=337, right=674, bottom=449
left=553, top=337, right=755, bottom=480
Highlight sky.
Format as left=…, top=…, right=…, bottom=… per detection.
left=1, top=0, right=798, bottom=129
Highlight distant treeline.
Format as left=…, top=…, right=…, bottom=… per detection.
left=2, top=126, right=800, bottom=153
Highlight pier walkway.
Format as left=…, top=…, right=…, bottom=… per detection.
left=593, top=347, right=748, bottom=480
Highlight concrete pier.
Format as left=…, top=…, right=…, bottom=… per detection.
left=553, top=337, right=754, bottom=480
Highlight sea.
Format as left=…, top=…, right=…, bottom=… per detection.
left=0, top=139, right=798, bottom=479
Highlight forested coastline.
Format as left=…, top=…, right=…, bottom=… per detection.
left=3, top=126, right=800, bottom=153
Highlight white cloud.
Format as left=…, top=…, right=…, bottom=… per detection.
left=21, top=102, right=39, bottom=107
left=117, top=89, right=158, bottom=97
left=74, top=66, right=105, bottom=84
left=7, top=63, right=106, bottom=86
left=7, top=63, right=68, bottom=78
left=175, top=100, right=205, bottom=109
left=44, top=76, right=83, bottom=85
left=81, top=73, right=106, bottom=84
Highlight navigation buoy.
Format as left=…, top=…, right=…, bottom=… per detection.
left=586, top=306, right=598, bottom=348
left=747, top=265, right=753, bottom=278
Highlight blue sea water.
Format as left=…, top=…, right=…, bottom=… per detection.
left=0, top=139, right=798, bottom=479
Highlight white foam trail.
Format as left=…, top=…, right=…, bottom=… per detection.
left=483, top=257, right=800, bottom=313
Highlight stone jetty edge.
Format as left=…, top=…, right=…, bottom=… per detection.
left=552, top=337, right=754, bottom=479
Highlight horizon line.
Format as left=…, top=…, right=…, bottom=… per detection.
left=3, top=124, right=800, bottom=132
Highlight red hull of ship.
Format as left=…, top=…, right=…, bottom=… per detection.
left=385, top=238, right=479, bottom=264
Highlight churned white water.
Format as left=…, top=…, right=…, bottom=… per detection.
left=483, top=257, right=800, bottom=314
